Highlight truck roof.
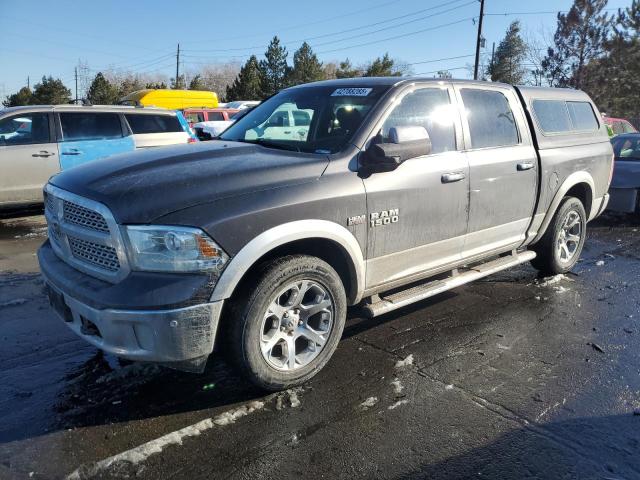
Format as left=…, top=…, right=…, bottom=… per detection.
left=1, top=104, right=174, bottom=114
left=290, top=76, right=517, bottom=89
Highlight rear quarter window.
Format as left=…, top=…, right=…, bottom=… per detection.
left=125, top=114, right=183, bottom=134
left=60, top=112, right=123, bottom=141
left=207, top=112, right=225, bottom=121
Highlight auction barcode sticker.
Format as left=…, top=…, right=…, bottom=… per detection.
left=331, top=88, right=372, bottom=97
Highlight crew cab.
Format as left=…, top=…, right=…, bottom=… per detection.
left=38, top=78, right=612, bottom=391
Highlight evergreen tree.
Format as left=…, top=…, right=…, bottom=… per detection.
left=188, top=74, right=206, bottom=90
left=171, top=75, right=186, bottom=90
left=259, top=36, right=289, bottom=96
left=335, top=59, right=362, bottom=78
left=145, top=81, right=168, bottom=89
left=87, top=72, right=119, bottom=104
left=288, top=42, right=324, bottom=86
left=542, top=0, right=610, bottom=88
left=3, top=87, right=33, bottom=107
left=31, top=76, right=72, bottom=104
left=363, top=53, right=401, bottom=77
left=487, top=21, right=528, bottom=84
left=226, top=55, right=263, bottom=101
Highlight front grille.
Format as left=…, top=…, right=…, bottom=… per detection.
left=68, top=236, right=120, bottom=272
left=63, top=201, right=109, bottom=233
left=45, top=192, right=55, bottom=213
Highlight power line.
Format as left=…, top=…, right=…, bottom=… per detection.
left=407, top=53, right=476, bottom=66
left=484, top=7, right=620, bottom=16
left=183, top=0, right=474, bottom=54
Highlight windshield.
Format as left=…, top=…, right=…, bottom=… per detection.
left=220, top=85, right=388, bottom=154
left=612, top=136, right=640, bottom=161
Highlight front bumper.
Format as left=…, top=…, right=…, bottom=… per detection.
left=38, top=240, right=224, bottom=371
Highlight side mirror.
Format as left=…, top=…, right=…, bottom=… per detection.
left=361, top=126, right=432, bottom=173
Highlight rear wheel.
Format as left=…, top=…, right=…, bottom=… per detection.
left=531, top=196, right=587, bottom=275
left=227, top=255, right=346, bottom=391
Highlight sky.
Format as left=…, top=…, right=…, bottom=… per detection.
left=0, top=0, right=632, bottom=99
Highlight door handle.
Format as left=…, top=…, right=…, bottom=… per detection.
left=62, top=150, right=81, bottom=156
left=32, top=151, right=55, bottom=158
left=441, top=172, right=466, bottom=184
left=517, top=162, right=535, bottom=171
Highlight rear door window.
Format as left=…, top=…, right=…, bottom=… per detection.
left=293, top=110, right=311, bottom=127
left=566, top=101, right=599, bottom=131
left=623, top=121, right=638, bottom=133
left=185, top=112, right=204, bottom=124
left=460, top=89, right=519, bottom=149
left=532, top=100, right=572, bottom=133
left=60, top=113, right=123, bottom=141
left=381, top=87, right=457, bottom=154
left=0, top=112, right=51, bottom=145
left=125, top=114, right=183, bottom=134
left=207, top=112, right=225, bottom=121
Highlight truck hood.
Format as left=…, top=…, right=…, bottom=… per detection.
left=50, top=141, right=329, bottom=224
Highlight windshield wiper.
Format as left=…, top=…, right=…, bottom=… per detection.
left=235, top=138, right=301, bottom=152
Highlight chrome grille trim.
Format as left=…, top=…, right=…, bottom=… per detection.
left=63, top=201, right=109, bottom=233
left=44, top=184, right=130, bottom=283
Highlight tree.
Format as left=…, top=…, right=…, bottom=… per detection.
left=188, top=74, right=206, bottom=90
left=3, top=87, right=33, bottom=107
left=171, top=74, right=186, bottom=90
left=335, top=59, right=362, bottom=78
left=288, top=42, right=324, bottom=86
left=542, top=0, right=610, bottom=88
left=259, top=36, right=290, bottom=97
left=436, top=70, right=453, bottom=79
left=226, top=55, right=263, bottom=101
left=363, top=53, right=401, bottom=77
left=487, top=21, right=528, bottom=84
left=31, top=76, right=72, bottom=104
left=87, top=72, right=119, bottom=104
left=145, top=81, right=168, bottom=89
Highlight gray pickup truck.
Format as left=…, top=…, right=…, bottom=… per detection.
left=38, top=78, right=612, bottom=390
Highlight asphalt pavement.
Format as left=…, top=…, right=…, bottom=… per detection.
left=0, top=213, right=639, bottom=480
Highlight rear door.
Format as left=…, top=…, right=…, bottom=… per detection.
left=58, top=111, right=134, bottom=169
left=0, top=111, right=59, bottom=205
left=455, top=85, right=538, bottom=259
left=124, top=112, right=189, bottom=148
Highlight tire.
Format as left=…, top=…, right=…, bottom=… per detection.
left=227, top=255, right=347, bottom=391
left=531, top=196, right=587, bottom=275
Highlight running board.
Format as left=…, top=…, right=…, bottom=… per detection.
left=363, top=250, right=537, bottom=318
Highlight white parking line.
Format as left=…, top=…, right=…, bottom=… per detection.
left=66, top=400, right=264, bottom=480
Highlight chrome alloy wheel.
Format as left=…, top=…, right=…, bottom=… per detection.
left=260, top=280, right=334, bottom=371
left=556, top=209, right=582, bottom=263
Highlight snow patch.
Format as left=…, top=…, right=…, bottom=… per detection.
left=553, top=285, right=569, bottom=293
left=595, top=260, right=605, bottom=266
left=360, top=397, right=379, bottom=410
left=391, top=378, right=404, bottom=395
left=395, top=354, right=414, bottom=368
left=537, top=274, right=571, bottom=287
left=65, top=400, right=265, bottom=480
left=445, top=384, right=454, bottom=390
left=287, top=389, right=301, bottom=408
left=388, top=400, right=409, bottom=410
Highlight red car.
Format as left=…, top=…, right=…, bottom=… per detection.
left=182, top=108, right=239, bottom=128
left=603, top=116, right=638, bottom=136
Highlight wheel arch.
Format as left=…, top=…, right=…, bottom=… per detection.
left=532, top=171, right=595, bottom=244
left=210, top=220, right=365, bottom=306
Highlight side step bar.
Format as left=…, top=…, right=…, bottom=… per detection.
left=363, top=250, right=537, bottom=318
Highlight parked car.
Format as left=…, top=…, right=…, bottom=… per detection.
left=124, top=108, right=195, bottom=148
left=182, top=108, right=239, bottom=128
left=0, top=105, right=194, bottom=211
left=192, top=108, right=254, bottom=140
left=603, top=116, right=638, bottom=136
left=38, top=78, right=612, bottom=391
left=225, top=100, right=260, bottom=110
left=120, top=89, right=218, bottom=110
left=607, top=133, right=640, bottom=213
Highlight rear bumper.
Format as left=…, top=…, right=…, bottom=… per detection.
left=607, top=188, right=636, bottom=213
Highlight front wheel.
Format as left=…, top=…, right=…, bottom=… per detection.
left=531, top=196, right=587, bottom=275
left=227, top=255, right=347, bottom=391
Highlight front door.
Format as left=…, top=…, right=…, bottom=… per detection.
left=0, top=111, right=59, bottom=206
left=363, top=85, right=470, bottom=290
left=454, top=85, right=538, bottom=259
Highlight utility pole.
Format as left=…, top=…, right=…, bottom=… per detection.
left=27, top=76, right=30, bottom=89
left=473, top=0, right=485, bottom=81
left=74, top=67, right=78, bottom=103
left=490, top=42, right=496, bottom=73
left=175, top=43, right=180, bottom=89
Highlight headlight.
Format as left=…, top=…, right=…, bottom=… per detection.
left=124, top=225, right=229, bottom=274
